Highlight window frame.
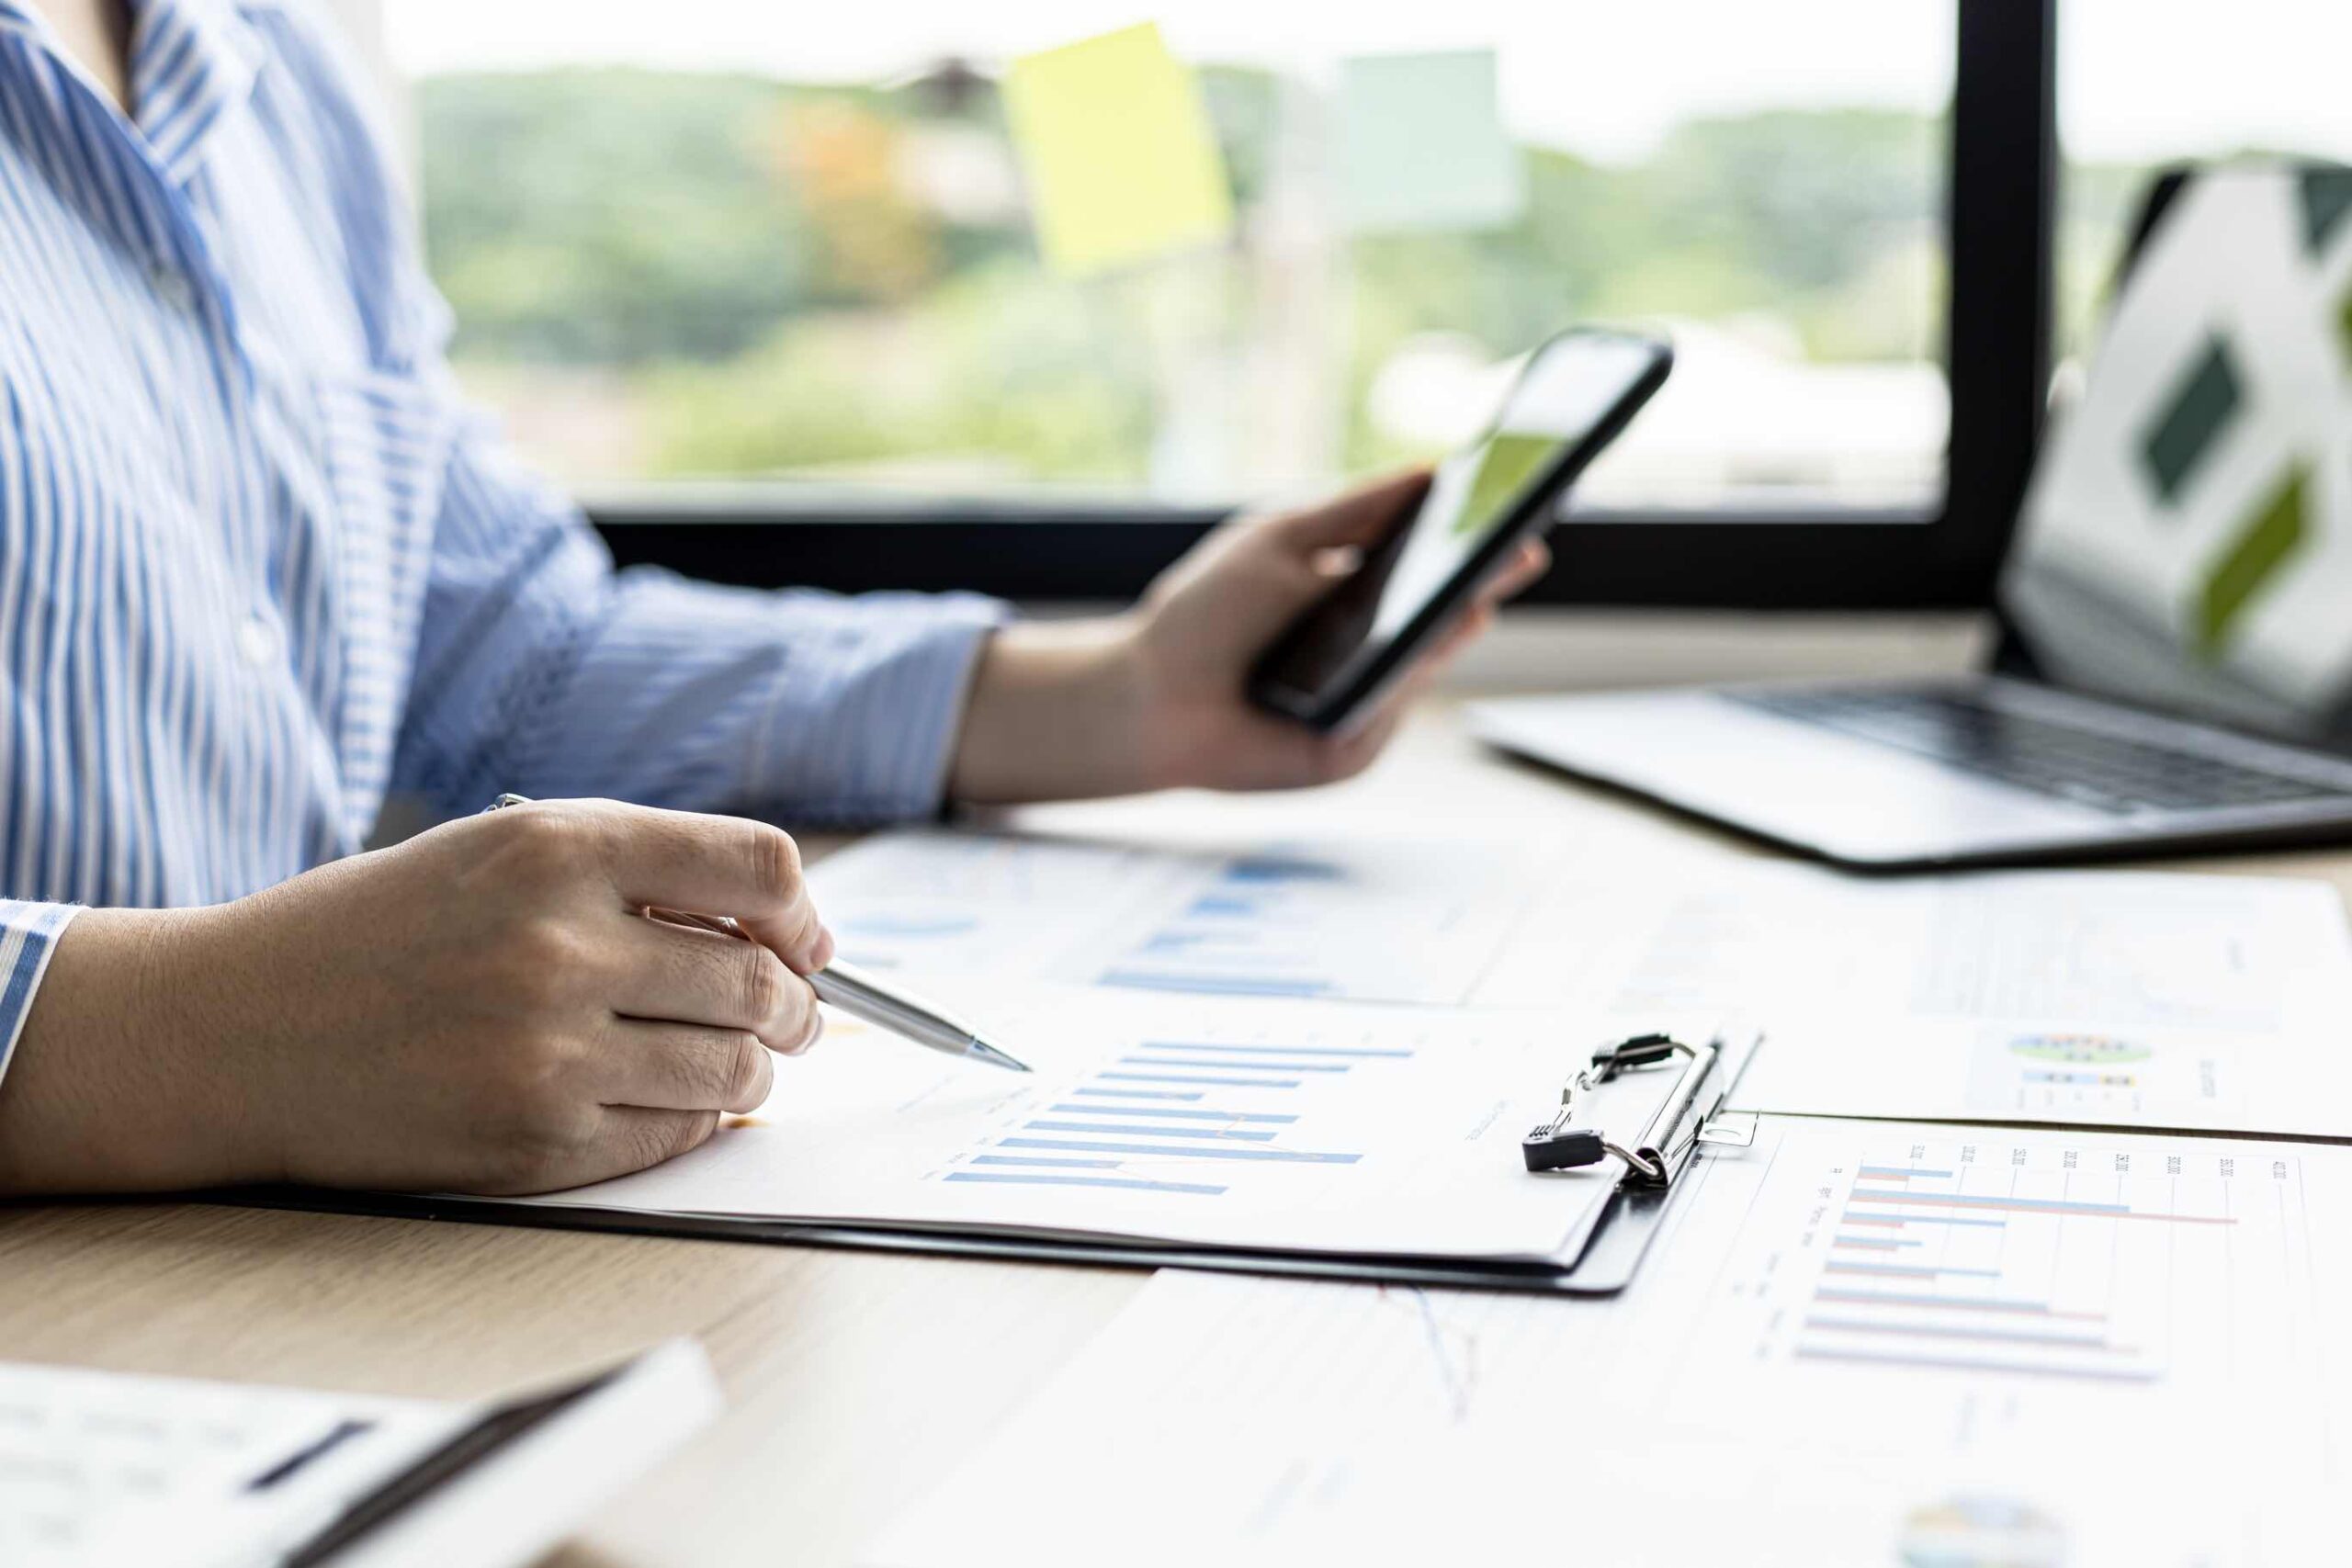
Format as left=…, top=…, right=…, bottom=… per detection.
left=584, top=0, right=2055, bottom=611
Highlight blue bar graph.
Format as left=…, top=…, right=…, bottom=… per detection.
left=1140, top=1042, right=1414, bottom=1059
left=1121, top=1055, right=1348, bottom=1073
left=1070, top=1087, right=1204, bottom=1102
left=1792, top=1345, right=2157, bottom=1383
left=1841, top=1211, right=2007, bottom=1230
left=1049, top=1103, right=1295, bottom=1123
left=999, top=1137, right=1362, bottom=1165
left=1185, top=895, right=1262, bottom=918
left=1804, top=1317, right=2110, bottom=1350
left=1099, top=971, right=1332, bottom=998
left=1822, top=1261, right=2004, bottom=1280
left=1023, top=1121, right=1279, bottom=1142
left=1223, top=856, right=1339, bottom=883
left=1100, top=1071, right=1303, bottom=1089
left=1813, top=1289, right=2064, bottom=1315
left=945, top=1170, right=1227, bottom=1197
left=1141, top=932, right=1216, bottom=952
left=1848, top=1190, right=2139, bottom=1217
left=970, top=1155, right=1120, bottom=1170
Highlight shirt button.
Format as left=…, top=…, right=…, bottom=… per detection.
left=235, top=611, right=280, bottom=668
left=148, top=263, right=197, bottom=312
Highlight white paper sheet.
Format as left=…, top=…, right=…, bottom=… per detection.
left=1713, top=867, right=2352, bottom=1135
left=817, top=827, right=2352, bottom=1135
left=509, top=980, right=1695, bottom=1263
left=0, top=1361, right=459, bottom=1568
left=2, top=1341, right=721, bottom=1568
left=809, top=826, right=1581, bottom=1008
left=866, top=1119, right=2352, bottom=1568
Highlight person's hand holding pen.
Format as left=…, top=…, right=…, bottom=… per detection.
left=0, top=799, right=838, bottom=1196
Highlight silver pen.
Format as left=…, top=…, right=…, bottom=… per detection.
left=485, top=794, right=1031, bottom=1073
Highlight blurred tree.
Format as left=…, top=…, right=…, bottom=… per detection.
left=418, top=67, right=2127, bottom=489
left=419, top=69, right=811, bottom=363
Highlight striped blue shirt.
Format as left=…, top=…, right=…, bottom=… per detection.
left=0, top=0, right=1004, bottom=1083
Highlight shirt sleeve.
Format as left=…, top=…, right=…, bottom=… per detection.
left=0, top=901, right=81, bottom=1095
left=387, top=422, right=1008, bottom=825
left=264, top=0, right=1010, bottom=827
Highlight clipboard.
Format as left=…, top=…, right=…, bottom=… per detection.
left=224, top=1026, right=1763, bottom=1298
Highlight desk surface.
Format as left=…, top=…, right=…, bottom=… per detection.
left=8, top=695, right=2351, bottom=1567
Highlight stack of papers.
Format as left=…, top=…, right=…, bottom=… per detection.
left=871, top=1118, right=2352, bottom=1566
left=429, top=822, right=2352, bottom=1289
left=512, top=980, right=1678, bottom=1267
left=811, top=824, right=2352, bottom=1136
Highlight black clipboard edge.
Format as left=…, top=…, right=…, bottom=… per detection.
left=205, top=1171, right=1697, bottom=1297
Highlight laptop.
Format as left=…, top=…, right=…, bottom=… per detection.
left=1472, top=164, right=2352, bottom=872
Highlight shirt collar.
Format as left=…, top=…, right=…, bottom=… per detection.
left=129, top=0, right=267, bottom=185
left=0, top=0, right=266, bottom=186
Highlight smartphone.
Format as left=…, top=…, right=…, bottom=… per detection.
left=1248, top=328, right=1672, bottom=732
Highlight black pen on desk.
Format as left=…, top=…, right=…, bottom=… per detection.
left=484, top=794, right=1032, bottom=1074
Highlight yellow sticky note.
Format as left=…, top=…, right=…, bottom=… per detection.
left=1002, top=23, right=1234, bottom=277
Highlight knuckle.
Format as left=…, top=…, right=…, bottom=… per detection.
left=486, top=1108, right=589, bottom=1192
left=503, top=918, right=592, bottom=1009
left=636, top=1111, right=715, bottom=1172
left=498, top=1033, right=576, bottom=1106
left=745, top=822, right=802, bottom=899
left=724, top=1032, right=769, bottom=1102
left=495, top=804, right=587, bottom=880
left=738, top=948, right=787, bottom=1023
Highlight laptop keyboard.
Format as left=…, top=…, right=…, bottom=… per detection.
left=1731, top=687, right=2352, bottom=816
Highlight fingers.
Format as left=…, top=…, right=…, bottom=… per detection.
left=485, top=1108, right=725, bottom=1195
left=1267, top=468, right=1430, bottom=554
left=571, top=801, right=831, bottom=972
left=1480, top=538, right=1551, bottom=603
left=617, top=914, right=821, bottom=1051
left=594, top=1020, right=784, bottom=1114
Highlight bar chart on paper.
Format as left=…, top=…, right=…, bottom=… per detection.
left=521, top=980, right=1611, bottom=1264
left=1083, top=849, right=1537, bottom=1003
left=812, top=829, right=1563, bottom=1006
left=1677, top=1122, right=2332, bottom=1457
left=938, top=1032, right=1412, bottom=1201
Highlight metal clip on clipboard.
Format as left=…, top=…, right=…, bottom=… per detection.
left=1521, top=1032, right=1757, bottom=1186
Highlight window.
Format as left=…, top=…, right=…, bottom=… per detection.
left=388, top=3, right=1956, bottom=516
left=2058, top=1, right=2352, bottom=365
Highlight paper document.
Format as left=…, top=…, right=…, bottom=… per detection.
left=507, top=980, right=1698, bottom=1265
left=0, top=1359, right=462, bottom=1567
left=1713, top=867, right=2352, bottom=1135
left=819, top=827, right=2352, bottom=1136
left=812, top=827, right=1580, bottom=1008
left=4, top=1341, right=719, bottom=1568
left=868, top=1119, right=2352, bottom=1567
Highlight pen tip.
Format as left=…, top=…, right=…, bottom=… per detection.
left=967, top=1038, right=1033, bottom=1074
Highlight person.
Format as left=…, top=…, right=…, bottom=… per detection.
left=0, top=0, right=1543, bottom=1198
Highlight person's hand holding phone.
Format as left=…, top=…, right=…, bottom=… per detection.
left=947, top=468, right=1548, bottom=805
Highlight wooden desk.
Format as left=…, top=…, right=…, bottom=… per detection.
left=6, top=696, right=2349, bottom=1566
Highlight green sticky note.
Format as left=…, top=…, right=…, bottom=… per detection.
left=1001, top=23, right=1234, bottom=277
left=1338, top=50, right=1524, bottom=232
left=2197, top=462, right=2310, bottom=656
left=1453, top=432, right=1555, bottom=536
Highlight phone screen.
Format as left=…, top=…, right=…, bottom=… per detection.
left=1251, top=331, right=1669, bottom=726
